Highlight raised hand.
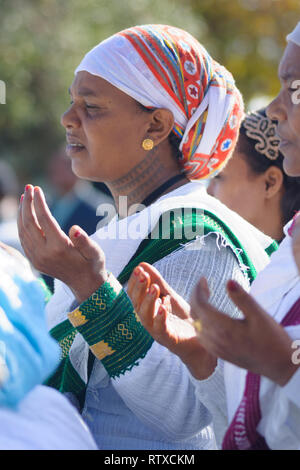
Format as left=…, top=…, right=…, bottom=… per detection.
left=17, top=185, right=107, bottom=303
left=191, top=277, right=298, bottom=386
left=127, top=262, right=217, bottom=379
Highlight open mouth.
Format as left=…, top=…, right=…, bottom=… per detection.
left=66, top=143, right=86, bottom=154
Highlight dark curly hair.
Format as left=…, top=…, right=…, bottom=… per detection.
left=238, top=108, right=300, bottom=226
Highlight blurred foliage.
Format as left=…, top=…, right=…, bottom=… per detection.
left=0, top=0, right=300, bottom=185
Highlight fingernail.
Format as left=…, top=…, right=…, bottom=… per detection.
left=149, top=285, right=156, bottom=295
left=74, top=230, right=81, bottom=238
left=227, top=280, right=239, bottom=292
left=134, top=267, right=140, bottom=276
left=158, top=305, right=164, bottom=315
left=20, top=194, right=24, bottom=202
left=34, top=186, right=39, bottom=192
left=25, top=184, right=31, bottom=192
left=139, top=275, right=145, bottom=283
left=196, top=278, right=209, bottom=303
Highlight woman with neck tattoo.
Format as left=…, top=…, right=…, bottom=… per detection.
left=17, top=25, right=277, bottom=450
left=127, top=23, right=300, bottom=450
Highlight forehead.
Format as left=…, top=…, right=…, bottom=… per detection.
left=69, top=71, right=139, bottom=109
left=278, top=42, right=300, bottom=81
left=69, top=71, right=107, bottom=95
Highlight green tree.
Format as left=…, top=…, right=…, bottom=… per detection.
left=0, top=0, right=299, bottom=184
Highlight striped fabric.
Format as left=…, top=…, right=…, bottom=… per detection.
left=75, top=24, right=244, bottom=180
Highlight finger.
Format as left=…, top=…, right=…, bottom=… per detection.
left=190, top=279, right=237, bottom=331
left=69, top=225, right=105, bottom=263
left=153, top=303, right=168, bottom=333
left=21, top=185, right=45, bottom=241
left=196, top=277, right=210, bottom=302
left=189, top=277, right=211, bottom=321
left=162, top=294, right=171, bottom=311
left=226, top=280, right=266, bottom=321
left=138, top=262, right=175, bottom=297
left=127, top=266, right=141, bottom=299
left=17, top=193, right=25, bottom=237
left=138, top=262, right=190, bottom=319
left=128, top=267, right=151, bottom=311
left=137, top=283, right=160, bottom=329
left=33, top=186, right=68, bottom=240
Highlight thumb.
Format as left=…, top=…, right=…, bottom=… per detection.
left=69, top=225, right=105, bottom=262
left=226, top=280, right=266, bottom=321
left=138, top=262, right=174, bottom=297
left=139, top=262, right=190, bottom=319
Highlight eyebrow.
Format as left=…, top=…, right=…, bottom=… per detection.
left=68, top=87, right=98, bottom=97
left=279, top=71, right=300, bottom=82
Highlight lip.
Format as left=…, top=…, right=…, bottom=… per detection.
left=278, top=139, right=291, bottom=148
left=275, top=132, right=291, bottom=148
left=66, top=134, right=86, bottom=155
left=66, top=144, right=86, bottom=155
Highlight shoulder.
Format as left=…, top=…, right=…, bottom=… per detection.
left=152, top=233, right=249, bottom=307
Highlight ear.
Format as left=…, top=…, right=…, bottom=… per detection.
left=264, top=166, right=284, bottom=199
left=145, top=108, right=174, bottom=146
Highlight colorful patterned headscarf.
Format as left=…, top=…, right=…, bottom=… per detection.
left=75, top=24, right=244, bottom=180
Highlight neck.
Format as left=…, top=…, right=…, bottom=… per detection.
left=254, top=201, right=284, bottom=242
left=106, top=149, right=189, bottom=218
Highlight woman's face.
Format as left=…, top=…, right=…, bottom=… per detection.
left=61, top=71, right=151, bottom=182
left=207, top=146, right=266, bottom=226
left=267, top=42, right=300, bottom=177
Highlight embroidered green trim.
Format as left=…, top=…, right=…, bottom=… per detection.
left=46, top=207, right=278, bottom=400
left=68, top=279, right=154, bottom=378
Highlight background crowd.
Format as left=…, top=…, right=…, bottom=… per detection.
left=1, top=0, right=300, bottom=452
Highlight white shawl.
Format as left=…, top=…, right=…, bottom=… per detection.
left=225, top=220, right=300, bottom=450
left=46, top=182, right=274, bottom=384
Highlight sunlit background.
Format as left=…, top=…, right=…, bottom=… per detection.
left=0, top=0, right=300, bottom=185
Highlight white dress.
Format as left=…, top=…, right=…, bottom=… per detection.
left=192, top=221, right=300, bottom=450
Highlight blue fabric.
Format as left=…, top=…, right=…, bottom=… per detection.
left=0, top=248, right=59, bottom=408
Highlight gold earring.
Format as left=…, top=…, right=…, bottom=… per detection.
left=142, top=138, right=154, bottom=151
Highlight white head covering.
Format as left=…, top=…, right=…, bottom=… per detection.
left=286, top=21, right=300, bottom=47
left=74, top=25, right=244, bottom=180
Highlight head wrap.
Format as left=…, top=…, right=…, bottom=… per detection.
left=241, top=109, right=280, bottom=161
left=287, top=21, right=300, bottom=47
left=75, top=24, right=244, bottom=180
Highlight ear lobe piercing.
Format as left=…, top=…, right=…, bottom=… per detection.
left=142, top=138, right=154, bottom=151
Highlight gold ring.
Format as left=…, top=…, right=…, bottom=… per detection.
left=193, top=319, right=202, bottom=333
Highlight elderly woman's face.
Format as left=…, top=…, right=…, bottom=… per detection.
left=61, top=71, right=150, bottom=182
left=267, top=42, right=300, bottom=176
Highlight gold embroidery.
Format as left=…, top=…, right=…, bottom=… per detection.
left=59, top=331, right=77, bottom=358
left=133, top=309, right=141, bottom=324
left=68, top=309, right=88, bottom=327
left=118, top=323, right=133, bottom=340
left=90, top=340, right=115, bottom=360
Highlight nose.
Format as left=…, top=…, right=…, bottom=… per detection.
left=60, top=105, right=81, bottom=130
left=266, top=92, right=286, bottom=123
